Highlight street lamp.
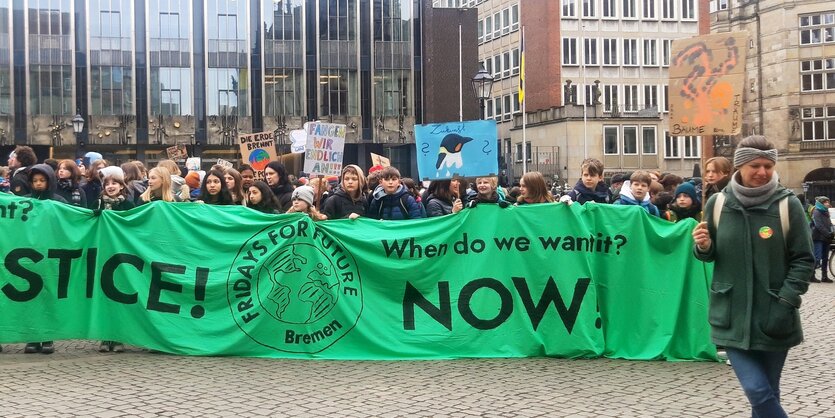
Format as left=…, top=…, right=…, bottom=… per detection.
left=471, top=67, right=494, bottom=119
left=72, top=113, right=85, bottom=157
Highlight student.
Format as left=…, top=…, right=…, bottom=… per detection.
left=23, top=164, right=66, bottom=354
left=81, top=159, right=108, bottom=208
left=564, top=158, right=611, bottom=204
left=614, top=171, right=660, bottom=217
left=466, top=177, right=511, bottom=208
left=516, top=171, right=554, bottom=205
left=704, top=156, right=732, bottom=201
left=322, top=164, right=368, bottom=220
left=368, top=166, right=425, bottom=220
left=811, top=196, right=834, bottom=283
left=424, top=179, right=464, bottom=217
left=238, top=164, right=256, bottom=189
left=223, top=168, right=247, bottom=205
left=198, top=169, right=235, bottom=205
left=264, top=161, right=294, bottom=212
left=139, top=167, right=180, bottom=203
left=121, top=161, right=147, bottom=205
left=247, top=181, right=282, bottom=214
left=157, top=159, right=190, bottom=201
left=55, top=159, right=88, bottom=208
left=8, top=146, right=38, bottom=196
left=96, top=169, right=136, bottom=212
left=667, top=182, right=702, bottom=222
left=285, top=185, right=327, bottom=220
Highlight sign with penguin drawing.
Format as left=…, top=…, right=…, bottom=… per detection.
left=414, top=120, right=498, bottom=181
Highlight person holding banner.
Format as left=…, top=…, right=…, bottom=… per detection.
left=516, top=172, right=554, bottom=205
left=692, top=135, right=813, bottom=418
left=286, top=185, right=327, bottom=221
left=466, top=177, right=511, bottom=208
left=424, top=179, right=465, bottom=217
left=368, top=166, right=425, bottom=220
left=198, top=169, right=235, bottom=205
left=265, top=161, right=294, bottom=213
left=247, top=181, right=283, bottom=214
left=322, top=165, right=368, bottom=220
left=139, top=167, right=181, bottom=203
left=55, top=159, right=88, bottom=208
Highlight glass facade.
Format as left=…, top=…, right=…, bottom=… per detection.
left=149, top=0, right=192, bottom=116
left=4, top=0, right=421, bottom=164
left=27, top=0, right=72, bottom=115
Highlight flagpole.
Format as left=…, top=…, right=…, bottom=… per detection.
left=521, top=27, right=527, bottom=175
left=459, top=24, right=463, bottom=122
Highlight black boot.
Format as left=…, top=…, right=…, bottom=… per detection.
left=24, top=342, right=41, bottom=353
left=40, top=341, right=54, bottom=354
left=823, top=269, right=834, bottom=283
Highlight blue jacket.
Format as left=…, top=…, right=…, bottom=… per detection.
left=567, top=180, right=612, bottom=204
left=368, top=184, right=425, bottom=220
left=613, top=185, right=660, bottom=217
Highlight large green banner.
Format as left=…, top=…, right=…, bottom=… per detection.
left=0, top=193, right=715, bottom=360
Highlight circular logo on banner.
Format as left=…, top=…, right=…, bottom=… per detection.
left=227, top=221, right=363, bottom=353
left=759, top=226, right=774, bottom=239
left=248, top=149, right=271, bottom=171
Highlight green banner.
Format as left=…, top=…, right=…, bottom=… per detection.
left=0, top=193, right=715, bottom=360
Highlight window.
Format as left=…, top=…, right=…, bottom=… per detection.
left=374, top=69, right=410, bottom=117
left=718, top=0, right=728, bottom=11
left=504, top=95, right=512, bottom=120
left=683, top=136, right=700, bottom=157
left=91, top=66, right=133, bottom=116
left=494, top=96, right=502, bottom=121
left=643, top=85, right=658, bottom=109
left=642, top=126, right=657, bottom=154
left=151, top=67, right=193, bottom=116
left=28, top=65, right=72, bottom=115
left=486, top=57, right=494, bottom=78
left=208, top=68, right=249, bottom=116
left=603, top=39, right=618, bottom=65
left=493, top=12, right=501, bottom=38
left=515, top=142, right=532, bottom=162
left=643, top=0, right=655, bottom=19
left=485, top=15, right=492, bottom=41
left=662, top=85, right=669, bottom=112
left=486, top=99, right=493, bottom=119
left=624, top=84, right=639, bottom=111
left=584, top=84, right=595, bottom=105
left=801, top=107, right=835, bottom=140
left=563, top=0, right=577, bottom=18
left=503, top=51, right=511, bottom=78
left=584, top=38, right=598, bottom=65
left=604, top=126, right=619, bottom=154
left=623, top=0, right=637, bottom=18
left=681, top=0, right=695, bottom=20
left=623, top=39, right=638, bottom=65
left=661, top=39, right=672, bottom=66
left=664, top=133, right=679, bottom=158
left=800, top=59, right=835, bottom=91
left=602, top=0, right=616, bottom=18
left=800, top=13, right=835, bottom=45
left=583, top=0, right=596, bottom=18
left=643, top=39, right=657, bottom=66
left=661, top=0, right=675, bottom=19
left=512, top=48, right=520, bottom=75
left=511, top=5, right=520, bottom=30
left=604, top=84, right=618, bottom=112
left=623, top=126, right=638, bottom=154
left=502, top=8, right=510, bottom=35
left=513, top=92, right=521, bottom=113
left=563, top=38, right=578, bottom=65
left=478, top=19, right=483, bottom=43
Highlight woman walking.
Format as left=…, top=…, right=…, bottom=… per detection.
left=692, top=135, right=814, bottom=417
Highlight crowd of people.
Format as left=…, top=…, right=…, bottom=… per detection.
left=1, top=135, right=832, bottom=417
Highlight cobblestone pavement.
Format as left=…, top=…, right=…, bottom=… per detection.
left=1, top=283, right=833, bottom=418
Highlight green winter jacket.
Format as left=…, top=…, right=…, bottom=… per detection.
left=694, top=186, right=814, bottom=351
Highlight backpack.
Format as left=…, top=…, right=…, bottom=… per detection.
left=712, top=193, right=790, bottom=245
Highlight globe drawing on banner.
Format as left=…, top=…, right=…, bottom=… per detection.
left=257, top=245, right=340, bottom=324
left=249, top=148, right=271, bottom=171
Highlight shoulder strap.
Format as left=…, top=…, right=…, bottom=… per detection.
left=712, top=193, right=725, bottom=229
left=779, top=197, right=790, bottom=239
left=399, top=195, right=411, bottom=220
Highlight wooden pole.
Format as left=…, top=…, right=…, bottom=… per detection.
left=701, top=135, right=714, bottom=204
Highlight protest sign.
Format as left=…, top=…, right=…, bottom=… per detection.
left=0, top=193, right=715, bottom=361
left=239, top=131, right=278, bottom=180
left=166, top=144, right=188, bottom=160
left=415, top=120, right=498, bottom=180
left=185, top=157, right=201, bottom=171
left=669, top=32, right=748, bottom=136
left=303, top=122, right=345, bottom=176
left=370, top=152, right=390, bottom=167
left=216, top=159, right=234, bottom=169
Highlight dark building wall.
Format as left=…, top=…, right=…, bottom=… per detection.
left=523, top=0, right=561, bottom=112
left=421, top=4, right=480, bottom=124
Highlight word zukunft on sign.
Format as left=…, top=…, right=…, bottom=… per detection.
left=0, top=194, right=716, bottom=361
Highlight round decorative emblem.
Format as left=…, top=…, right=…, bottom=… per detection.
left=227, top=221, right=362, bottom=353
left=758, top=226, right=773, bottom=240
